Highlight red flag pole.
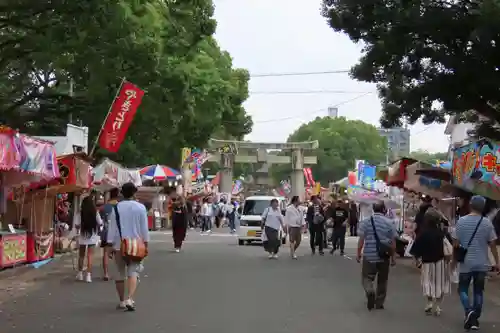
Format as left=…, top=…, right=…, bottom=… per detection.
left=89, top=77, right=126, bottom=158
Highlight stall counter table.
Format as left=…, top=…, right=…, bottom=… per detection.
left=0, top=230, right=27, bottom=269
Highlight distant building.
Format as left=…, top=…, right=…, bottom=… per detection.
left=35, top=124, right=89, bottom=156
left=377, top=127, right=410, bottom=158
left=444, top=115, right=474, bottom=160
left=327, top=107, right=338, bottom=118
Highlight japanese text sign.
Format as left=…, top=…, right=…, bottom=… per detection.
left=99, top=81, right=145, bottom=153
left=452, top=140, right=500, bottom=200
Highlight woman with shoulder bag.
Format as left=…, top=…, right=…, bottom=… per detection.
left=410, top=208, right=451, bottom=316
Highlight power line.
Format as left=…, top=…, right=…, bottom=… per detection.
left=250, top=69, right=350, bottom=78
left=249, top=90, right=372, bottom=95
left=252, top=92, right=372, bottom=124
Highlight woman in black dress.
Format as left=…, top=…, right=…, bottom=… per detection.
left=172, top=196, right=188, bottom=253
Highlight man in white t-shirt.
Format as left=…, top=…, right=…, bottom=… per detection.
left=107, top=183, right=149, bottom=311
left=285, top=196, right=304, bottom=259
left=200, top=197, right=213, bottom=233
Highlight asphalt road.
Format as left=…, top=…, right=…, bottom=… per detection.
left=1, top=229, right=499, bottom=333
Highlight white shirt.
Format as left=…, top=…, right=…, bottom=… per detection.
left=223, top=203, right=234, bottom=215
left=285, top=205, right=304, bottom=227
left=75, top=212, right=103, bottom=246
left=262, top=207, right=284, bottom=230
left=107, top=200, right=150, bottom=251
left=201, top=203, right=212, bottom=216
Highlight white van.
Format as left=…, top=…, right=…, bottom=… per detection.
left=237, top=195, right=287, bottom=245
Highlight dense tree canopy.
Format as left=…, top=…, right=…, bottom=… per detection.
left=322, top=0, right=500, bottom=140
left=0, top=0, right=252, bottom=167
left=271, top=117, right=388, bottom=184
left=409, top=150, right=448, bottom=164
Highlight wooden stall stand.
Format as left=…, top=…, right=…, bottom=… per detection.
left=135, top=187, right=164, bottom=230
left=51, top=154, right=91, bottom=253
left=5, top=154, right=91, bottom=262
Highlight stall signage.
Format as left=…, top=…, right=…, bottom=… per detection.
left=98, top=81, right=145, bottom=153
left=418, top=176, right=442, bottom=189
left=191, top=183, right=205, bottom=195
left=58, top=156, right=76, bottom=185
left=0, top=133, right=20, bottom=169
left=452, top=140, right=500, bottom=199
left=1, top=234, right=27, bottom=266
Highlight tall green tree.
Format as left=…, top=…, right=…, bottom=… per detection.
left=0, top=0, right=252, bottom=167
left=322, top=0, right=500, bottom=140
left=409, top=150, right=448, bottom=164
left=271, top=117, right=388, bottom=184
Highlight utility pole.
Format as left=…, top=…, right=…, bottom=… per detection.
left=68, top=78, right=74, bottom=124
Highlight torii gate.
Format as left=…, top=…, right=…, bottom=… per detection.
left=207, top=139, right=318, bottom=200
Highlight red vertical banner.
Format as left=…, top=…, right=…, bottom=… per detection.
left=305, top=168, right=315, bottom=186
left=303, top=168, right=311, bottom=187
left=98, top=81, right=145, bottom=153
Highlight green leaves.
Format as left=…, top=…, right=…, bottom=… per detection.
left=0, top=0, right=251, bottom=167
left=409, top=150, right=448, bottom=164
left=322, top=0, right=500, bottom=139
left=271, top=117, right=388, bottom=184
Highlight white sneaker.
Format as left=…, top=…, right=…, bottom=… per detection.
left=207, top=230, right=212, bottom=233
left=292, top=254, right=298, bottom=259
left=85, top=272, right=92, bottom=283
left=433, top=305, right=442, bottom=316
left=273, top=254, right=279, bottom=259
left=76, top=271, right=84, bottom=281
left=268, top=254, right=274, bottom=259
left=117, top=301, right=128, bottom=309
left=175, top=248, right=180, bottom=253
left=125, top=298, right=136, bottom=311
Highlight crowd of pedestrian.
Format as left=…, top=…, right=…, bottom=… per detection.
left=74, top=183, right=150, bottom=311
left=354, top=193, right=500, bottom=331
left=264, top=193, right=500, bottom=331
left=72, top=184, right=500, bottom=328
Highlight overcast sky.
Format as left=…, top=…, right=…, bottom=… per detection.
left=213, top=0, right=449, bottom=153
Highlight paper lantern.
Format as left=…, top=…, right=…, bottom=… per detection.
left=348, top=172, right=357, bottom=185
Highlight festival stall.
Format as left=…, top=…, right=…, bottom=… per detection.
left=404, top=162, right=455, bottom=199
left=452, top=139, right=500, bottom=200
left=0, top=127, right=60, bottom=268
left=381, top=158, right=467, bottom=256
left=135, top=186, right=165, bottom=230
left=49, top=153, right=92, bottom=253
left=5, top=153, right=88, bottom=263
left=92, top=158, right=142, bottom=191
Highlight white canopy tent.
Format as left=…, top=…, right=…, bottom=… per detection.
left=92, top=158, right=142, bottom=191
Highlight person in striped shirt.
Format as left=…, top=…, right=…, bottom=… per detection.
left=356, top=201, right=397, bottom=310
left=452, top=195, right=499, bottom=330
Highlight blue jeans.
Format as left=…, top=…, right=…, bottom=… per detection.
left=201, top=216, right=212, bottom=232
left=458, top=271, right=486, bottom=317
left=228, top=213, right=235, bottom=231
